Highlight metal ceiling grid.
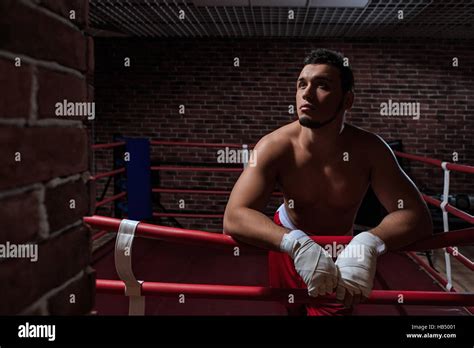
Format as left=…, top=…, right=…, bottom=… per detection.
left=89, top=0, right=474, bottom=39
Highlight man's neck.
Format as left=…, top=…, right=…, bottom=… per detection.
left=298, top=121, right=346, bottom=159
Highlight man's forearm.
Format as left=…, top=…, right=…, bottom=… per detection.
left=369, top=209, right=433, bottom=250
left=223, top=207, right=290, bottom=251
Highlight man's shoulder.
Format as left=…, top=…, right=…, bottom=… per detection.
left=256, top=122, right=297, bottom=150
left=346, top=124, right=387, bottom=149
left=253, top=122, right=297, bottom=163
left=345, top=124, right=394, bottom=165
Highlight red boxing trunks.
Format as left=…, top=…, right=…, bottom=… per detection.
left=268, top=204, right=352, bottom=316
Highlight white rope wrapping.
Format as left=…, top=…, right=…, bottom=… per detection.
left=115, top=219, right=145, bottom=315
left=441, top=162, right=453, bottom=291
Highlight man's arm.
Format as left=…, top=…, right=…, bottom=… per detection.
left=334, top=134, right=433, bottom=305
left=368, top=135, right=433, bottom=250
left=224, top=134, right=339, bottom=297
left=223, top=135, right=289, bottom=251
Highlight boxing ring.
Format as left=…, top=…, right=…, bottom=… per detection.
left=87, top=139, right=474, bottom=315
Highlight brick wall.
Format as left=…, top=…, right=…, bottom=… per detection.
left=91, top=38, right=474, bottom=232
left=0, top=0, right=95, bottom=315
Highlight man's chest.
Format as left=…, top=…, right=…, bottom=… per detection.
left=278, top=158, right=370, bottom=212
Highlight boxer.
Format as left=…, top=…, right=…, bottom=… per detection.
left=223, top=48, right=432, bottom=316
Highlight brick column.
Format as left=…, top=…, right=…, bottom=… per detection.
left=0, top=0, right=95, bottom=315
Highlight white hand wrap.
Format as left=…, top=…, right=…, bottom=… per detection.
left=335, top=231, right=386, bottom=300
left=280, top=230, right=338, bottom=297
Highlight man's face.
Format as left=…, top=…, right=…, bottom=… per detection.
left=296, top=64, right=345, bottom=123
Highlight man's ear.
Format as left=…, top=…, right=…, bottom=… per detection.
left=343, top=91, right=354, bottom=111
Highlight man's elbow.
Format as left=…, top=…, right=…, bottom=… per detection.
left=416, top=210, right=433, bottom=239
left=223, top=214, right=232, bottom=236
left=223, top=208, right=239, bottom=236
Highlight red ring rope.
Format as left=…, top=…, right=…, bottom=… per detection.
left=96, top=279, right=474, bottom=306
left=84, top=215, right=474, bottom=251
left=95, top=192, right=127, bottom=208
left=151, top=165, right=242, bottom=173
left=150, top=140, right=244, bottom=148
left=90, top=168, right=126, bottom=181
left=394, top=150, right=474, bottom=174
left=423, top=194, right=474, bottom=224
left=91, top=141, right=126, bottom=150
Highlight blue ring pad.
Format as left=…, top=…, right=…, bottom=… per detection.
left=124, top=138, right=152, bottom=220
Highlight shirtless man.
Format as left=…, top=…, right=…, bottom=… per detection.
left=223, top=48, right=433, bottom=316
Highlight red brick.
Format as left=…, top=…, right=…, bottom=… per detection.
left=37, top=68, right=87, bottom=120
left=47, top=268, right=95, bottom=315
left=0, top=127, right=89, bottom=190
left=45, top=178, right=90, bottom=233
left=0, top=224, right=91, bottom=314
left=36, top=225, right=91, bottom=303
left=0, top=0, right=87, bottom=71
left=87, top=35, right=94, bottom=77
left=88, top=179, right=97, bottom=216
left=0, top=58, right=32, bottom=119
left=0, top=257, right=36, bottom=314
left=38, top=0, right=88, bottom=29
left=37, top=223, right=92, bottom=287
left=22, top=304, right=46, bottom=315
left=0, top=190, right=40, bottom=244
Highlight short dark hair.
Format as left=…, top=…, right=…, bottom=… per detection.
left=303, top=48, right=354, bottom=94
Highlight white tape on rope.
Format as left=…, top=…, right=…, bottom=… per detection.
left=115, top=219, right=145, bottom=316
left=440, top=161, right=453, bottom=291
